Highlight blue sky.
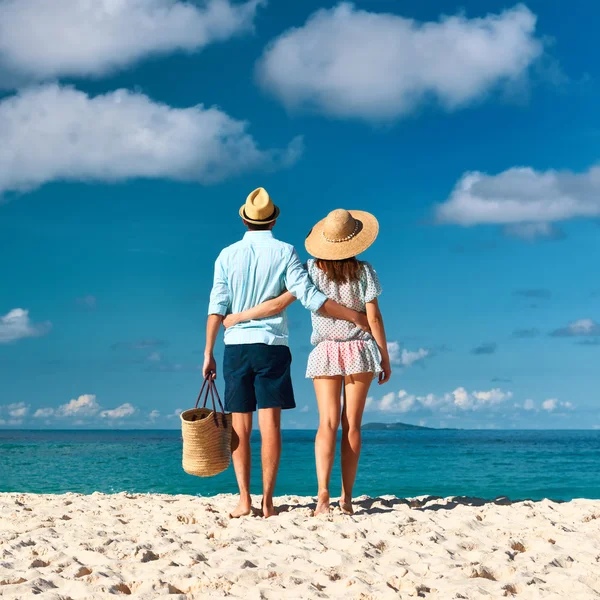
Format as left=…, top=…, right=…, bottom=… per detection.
left=1, top=0, right=599, bottom=430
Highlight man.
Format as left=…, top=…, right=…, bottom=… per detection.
left=203, top=187, right=369, bottom=518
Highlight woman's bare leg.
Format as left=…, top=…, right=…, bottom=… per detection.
left=313, top=376, right=342, bottom=515
left=340, top=372, right=372, bottom=514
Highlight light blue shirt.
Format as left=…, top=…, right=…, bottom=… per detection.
left=208, top=231, right=327, bottom=346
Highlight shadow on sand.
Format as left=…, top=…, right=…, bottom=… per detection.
left=277, top=495, right=563, bottom=516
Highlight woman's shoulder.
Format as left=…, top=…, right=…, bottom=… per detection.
left=358, top=260, right=377, bottom=275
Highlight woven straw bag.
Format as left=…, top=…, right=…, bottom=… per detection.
left=181, top=375, right=232, bottom=477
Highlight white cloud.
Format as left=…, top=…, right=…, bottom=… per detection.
left=257, top=3, right=543, bottom=121
left=57, top=394, right=100, bottom=417
left=523, top=398, right=535, bottom=411
left=0, top=84, right=303, bottom=200
left=33, top=407, right=55, bottom=418
left=101, top=403, right=136, bottom=419
left=542, top=398, right=573, bottom=413
left=387, top=341, right=430, bottom=367
left=6, top=402, right=29, bottom=418
left=31, top=396, right=138, bottom=421
left=551, top=318, right=600, bottom=337
left=0, top=0, right=264, bottom=87
left=149, top=409, right=160, bottom=420
left=147, top=352, right=162, bottom=363
left=0, top=308, right=51, bottom=344
left=368, top=387, right=513, bottom=413
left=436, top=166, right=600, bottom=233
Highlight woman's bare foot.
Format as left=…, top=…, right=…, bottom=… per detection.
left=314, top=491, right=331, bottom=516
left=339, top=496, right=354, bottom=515
left=229, top=496, right=252, bottom=519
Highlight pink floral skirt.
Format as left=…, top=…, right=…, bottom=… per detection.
left=306, top=339, right=382, bottom=379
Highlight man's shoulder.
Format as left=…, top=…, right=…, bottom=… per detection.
left=216, top=238, right=248, bottom=258
left=271, top=237, right=295, bottom=253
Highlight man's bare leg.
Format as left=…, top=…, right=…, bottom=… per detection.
left=230, top=412, right=253, bottom=518
left=258, top=407, right=282, bottom=518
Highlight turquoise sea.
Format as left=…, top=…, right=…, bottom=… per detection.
left=1, top=429, right=599, bottom=501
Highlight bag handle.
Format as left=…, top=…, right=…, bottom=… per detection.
left=194, top=373, right=228, bottom=429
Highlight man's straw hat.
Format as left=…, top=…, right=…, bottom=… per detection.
left=239, top=187, right=280, bottom=224
left=305, top=209, right=379, bottom=260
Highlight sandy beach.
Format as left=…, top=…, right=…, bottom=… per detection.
left=1, top=492, right=599, bottom=599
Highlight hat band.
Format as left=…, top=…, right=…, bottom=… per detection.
left=322, top=220, right=360, bottom=243
left=243, top=207, right=276, bottom=222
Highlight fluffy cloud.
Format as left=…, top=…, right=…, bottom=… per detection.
left=542, top=398, right=573, bottom=412
left=0, top=308, right=51, bottom=344
left=523, top=398, right=535, bottom=411
left=0, top=402, right=30, bottom=425
left=33, top=407, right=55, bottom=418
left=6, top=402, right=29, bottom=418
left=387, top=342, right=430, bottom=367
left=257, top=3, right=542, bottom=121
left=56, top=394, right=100, bottom=417
left=436, top=166, right=600, bottom=234
left=551, top=319, right=600, bottom=337
left=0, top=84, right=303, bottom=200
left=367, top=387, right=513, bottom=413
left=0, top=0, right=263, bottom=87
left=101, top=403, right=136, bottom=419
left=31, top=395, right=139, bottom=421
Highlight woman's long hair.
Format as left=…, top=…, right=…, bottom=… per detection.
left=315, top=257, right=361, bottom=284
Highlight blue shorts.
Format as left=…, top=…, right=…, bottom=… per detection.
left=223, top=344, right=296, bottom=413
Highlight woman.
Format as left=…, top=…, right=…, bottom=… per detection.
left=224, top=209, right=391, bottom=515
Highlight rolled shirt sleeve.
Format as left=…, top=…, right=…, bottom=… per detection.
left=207, top=253, right=230, bottom=316
left=284, top=249, right=327, bottom=312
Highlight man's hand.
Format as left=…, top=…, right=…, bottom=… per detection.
left=223, top=314, right=239, bottom=329
left=203, top=353, right=217, bottom=380
left=353, top=312, right=371, bottom=333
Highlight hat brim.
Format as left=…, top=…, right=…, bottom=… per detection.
left=239, top=204, right=280, bottom=225
left=305, top=210, right=379, bottom=260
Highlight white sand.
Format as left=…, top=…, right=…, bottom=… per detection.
left=1, top=493, right=599, bottom=599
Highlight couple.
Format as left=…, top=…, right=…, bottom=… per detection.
left=203, top=188, right=391, bottom=518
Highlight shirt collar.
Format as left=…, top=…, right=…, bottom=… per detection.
left=243, top=231, right=274, bottom=240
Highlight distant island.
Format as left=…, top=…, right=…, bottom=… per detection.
left=363, top=422, right=448, bottom=431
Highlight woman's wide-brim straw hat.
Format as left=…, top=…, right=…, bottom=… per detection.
left=305, top=209, right=379, bottom=260
left=239, top=187, right=280, bottom=224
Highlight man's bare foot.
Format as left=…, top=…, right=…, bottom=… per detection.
left=339, top=496, right=354, bottom=515
left=314, top=491, right=331, bottom=516
left=229, top=496, right=252, bottom=519
left=261, top=499, right=278, bottom=518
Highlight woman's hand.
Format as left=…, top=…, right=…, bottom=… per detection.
left=378, top=358, right=392, bottom=385
left=223, top=313, right=240, bottom=329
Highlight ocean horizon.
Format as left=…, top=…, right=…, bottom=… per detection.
left=3, top=429, right=599, bottom=501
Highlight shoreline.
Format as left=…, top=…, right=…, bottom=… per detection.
left=2, top=493, right=600, bottom=599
